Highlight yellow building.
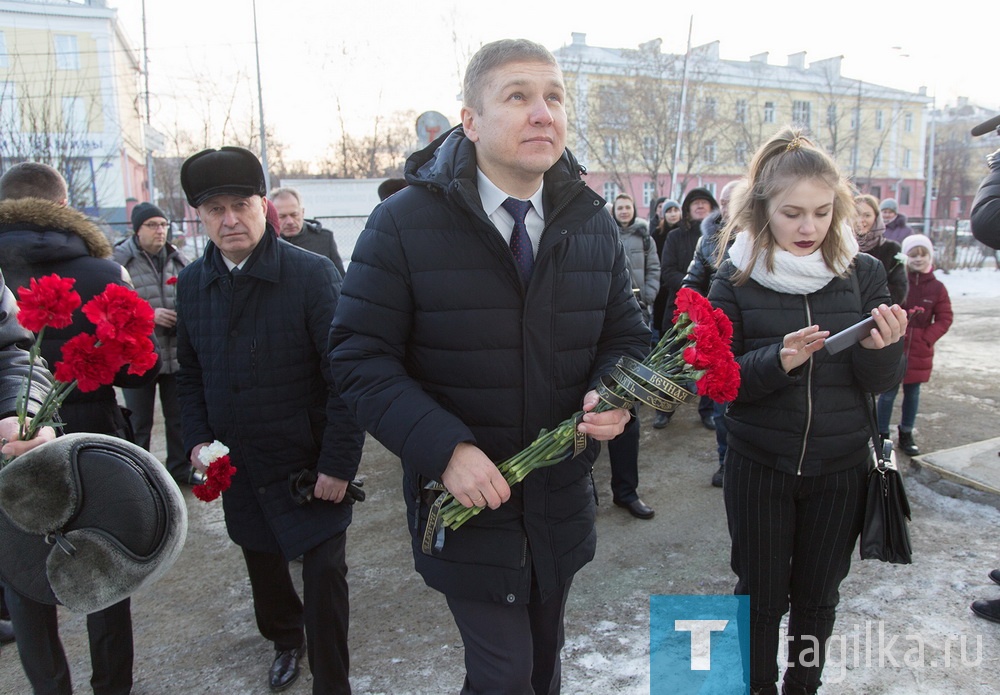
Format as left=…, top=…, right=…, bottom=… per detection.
left=554, top=34, right=933, bottom=220
left=0, top=0, right=146, bottom=224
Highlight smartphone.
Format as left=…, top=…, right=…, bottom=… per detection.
left=824, top=316, right=877, bottom=354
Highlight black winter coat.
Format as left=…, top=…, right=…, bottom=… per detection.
left=329, top=127, right=650, bottom=604
left=0, top=199, right=160, bottom=437
left=281, top=219, right=346, bottom=277
left=709, top=253, right=905, bottom=477
left=682, top=211, right=733, bottom=296
left=972, top=158, right=1000, bottom=249
left=176, top=229, right=364, bottom=560
left=862, top=239, right=908, bottom=306
left=0, top=274, right=52, bottom=418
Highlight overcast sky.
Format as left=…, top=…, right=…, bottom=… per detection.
left=115, top=0, right=997, bottom=163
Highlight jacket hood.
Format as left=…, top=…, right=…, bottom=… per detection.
left=404, top=125, right=587, bottom=194
left=0, top=198, right=112, bottom=258
left=682, top=187, right=718, bottom=220
left=700, top=210, right=724, bottom=238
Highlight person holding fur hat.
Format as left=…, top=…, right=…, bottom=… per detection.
left=876, top=234, right=952, bottom=458
left=0, top=162, right=162, bottom=695
left=114, top=203, right=201, bottom=488
left=176, top=146, right=364, bottom=694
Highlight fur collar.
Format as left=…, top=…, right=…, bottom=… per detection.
left=0, top=197, right=112, bottom=258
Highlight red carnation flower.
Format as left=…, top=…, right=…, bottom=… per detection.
left=165, top=277, right=178, bottom=286
left=118, top=335, right=158, bottom=376
left=55, top=333, right=122, bottom=392
left=193, top=454, right=236, bottom=502
left=82, top=284, right=155, bottom=347
left=16, top=275, right=82, bottom=333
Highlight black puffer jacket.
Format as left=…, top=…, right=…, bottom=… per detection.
left=329, top=127, right=649, bottom=604
left=682, top=210, right=732, bottom=295
left=176, top=228, right=364, bottom=560
left=113, top=236, right=187, bottom=373
left=0, top=275, right=52, bottom=418
left=709, top=252, right=904, bottom=476
left=972, top=155, right=1000, bottom=249
left=863, top=240, right=907, bottom=306
left=0, top=199, right=160, bottom=437
left=660, top=188, right=718, bottom=325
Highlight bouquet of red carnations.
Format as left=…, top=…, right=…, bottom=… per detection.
left=8, top=275, right=158, bottom=455
left=437, top=288, right=741, bottom=530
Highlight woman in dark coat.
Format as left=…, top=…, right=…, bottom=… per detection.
left=854, top=194, right=908, bottom=305
left=710, top=129, right=906, bottom=695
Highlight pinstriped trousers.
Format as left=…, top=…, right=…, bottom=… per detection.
left=723, top=450, right=867, bottom=692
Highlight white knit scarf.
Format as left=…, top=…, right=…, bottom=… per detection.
left=728, top=223, right=859, bottom=295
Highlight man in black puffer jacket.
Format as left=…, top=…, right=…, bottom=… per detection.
left=330, top=39, right=649, bottom=695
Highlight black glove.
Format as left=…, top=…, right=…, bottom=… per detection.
left=289, top=469, right=365, bottom=505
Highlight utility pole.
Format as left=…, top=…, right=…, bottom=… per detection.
left=141, top=0, right=154, bottom=203
left=670, top=16, right=693, bottom=200
left=923, top=101, right=936, bottom=228
left=252, top=0, right=269, bottom=184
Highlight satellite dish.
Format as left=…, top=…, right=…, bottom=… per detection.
left=416, top=111, right=452, bottom=148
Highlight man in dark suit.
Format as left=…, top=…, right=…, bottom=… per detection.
left=177, top=147, right=364, bottom=694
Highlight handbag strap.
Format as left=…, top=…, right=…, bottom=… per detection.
left=851, top=267, right=891, bottom=472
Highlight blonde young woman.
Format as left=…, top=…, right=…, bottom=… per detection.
left=709, top=128, right=908, bottom=695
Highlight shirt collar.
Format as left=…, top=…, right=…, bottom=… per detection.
left=476, top=168, right=545, bottom=220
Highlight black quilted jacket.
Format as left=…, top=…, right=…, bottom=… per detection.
left=330, top=127, right=650, bottom=603
left=176, top=228, right=364, bottom=559
left=709, top=252, right=905, bottom=476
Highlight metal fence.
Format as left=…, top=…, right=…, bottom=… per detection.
left=105, top=216, right=370, bottom=265
left=912, top=218, right=999, bottom=271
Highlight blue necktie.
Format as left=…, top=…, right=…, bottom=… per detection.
left=501, top=197, right=534, bottom=284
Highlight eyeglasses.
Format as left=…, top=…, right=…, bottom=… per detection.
left=141, top=221, right=170, bottom=230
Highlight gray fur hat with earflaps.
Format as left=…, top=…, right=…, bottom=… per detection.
left=0, top=433, right=187, bottom=613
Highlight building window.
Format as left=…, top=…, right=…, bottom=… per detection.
left=764, top=101, right=775, bottom=124
left=875, top=110, right=884, bottom=130
left=703, top=97, right=717, bottom=120
left=603, top=182, right=619, bottom=203
left=703, top=140, right=716, bottom=164
left=604, top=137, right=618, bottom=158
left=64, top=157, right=97, bottom=209
left=0, top=31, right=8, bottom=69
left=705, top=182, right=717, bottom=197
left=735, top=99, right=748, bottom=123
left=54, top=35, right=80, bottom=71
left=903, top=148, right=912, bottom=169
left=904, top=112, right=913, bottom=133
left=642, top=181, right=655, bottom=208
left=827, top=104, right=837, bottom=127
left=870, top=185, right=881, bottom=200
left=0, top=81, right=16, bottom=130
left=792, top=100, right=811, bottom=128
left=62, top=96, right=88, bottom=133
left=900, top=185, right=911, bottom=206
left=642, top=136, right=657, bottom=162
left=735, top=142, right=748, bottom=166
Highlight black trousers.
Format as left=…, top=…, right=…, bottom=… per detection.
left=122, top=373, right=187, bottom=479
left=723, top=451, right=866, bottom=692
left=5, top=590, right=132, bottom=695
left=445, top=576, right=573, bottom=695
left=241, top=531, right=350, bottom=695
left=607, top=408, right=640, bottom=503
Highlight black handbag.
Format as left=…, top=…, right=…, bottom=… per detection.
left=859, top=396, right=913, bottom=564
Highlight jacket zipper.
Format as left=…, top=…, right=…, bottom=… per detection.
left=796, top=298, right=814, bottom=475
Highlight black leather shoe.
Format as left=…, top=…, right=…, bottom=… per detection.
left=653, top=411, right=672, bottom=429
left=700, top=413, right=717, bottom=430
left=174, top=468, right=206, bottom=487
left=971, top=598, right=1000, bottom=624
left=614, top=498, right=655, bottom=519
left=269, top=645, right=305, bottom=692
left=0, top=620, right=14, bottom=644
left=711, top=465, right=725, bottom=488
left=990, top=569, right=1000, bottom=586
left=897, top=428, right=919, bottom=457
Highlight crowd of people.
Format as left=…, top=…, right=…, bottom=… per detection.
left=0, top=35, right=994, bottom=695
